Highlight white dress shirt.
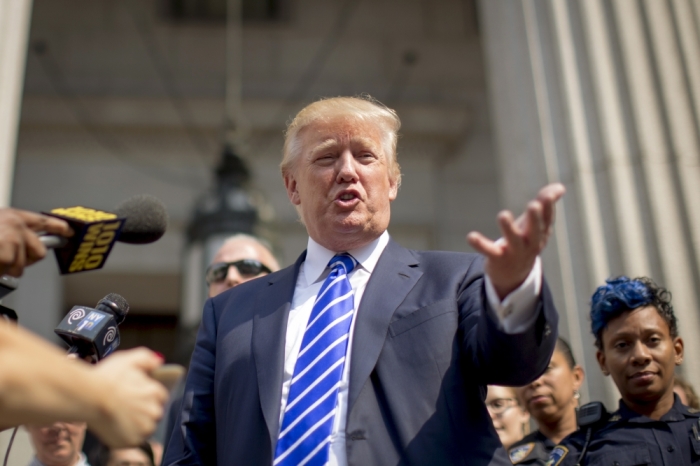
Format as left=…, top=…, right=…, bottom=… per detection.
left=278, top=231, right=542, bottom=466
left=29, top=453, right=90, bottom=466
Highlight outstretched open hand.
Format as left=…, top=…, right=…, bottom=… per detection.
left=466, top=183, right=565, bottom=299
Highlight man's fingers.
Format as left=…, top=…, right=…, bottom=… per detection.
left=523, top=201, right=545, bottom=244
left=536, top=182, right=566, bottom=203
left=497, top=210, right=521, bottom=248
left=15, top=210, right=72, bottom=236
left=4, top=248, right=26, bottom=277
left=536, top=183, right=565, bottom=228
left=23, top=229, right=48, bottom=264
left=466, top=232, right=501, bottom=257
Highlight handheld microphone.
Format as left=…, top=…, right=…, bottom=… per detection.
left=113, top=194, right=168, bottom=244
left=54, top=293, right=129, bottom=362
left=0, top=275, right=18, bottom=299
left=41, top=194, right=168, bottom=274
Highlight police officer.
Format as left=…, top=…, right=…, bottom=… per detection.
left=508, top=338, right=585, bottom=465
left=547, top=276, right=700, bottom=466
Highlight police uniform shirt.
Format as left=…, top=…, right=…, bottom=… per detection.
left=509, top=430, right=556, bottom=465
left=547, top=394, right=700, bottom=465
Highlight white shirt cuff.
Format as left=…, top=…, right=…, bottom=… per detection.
left=484, top=256, right=542, bottom=334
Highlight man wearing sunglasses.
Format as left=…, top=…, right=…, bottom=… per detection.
left=162, top=234, right=279, bottom=450
left=206, top=234, right=280, bottom=298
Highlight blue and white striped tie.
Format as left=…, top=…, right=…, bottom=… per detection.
left=274, top=254, right=357, bottom=466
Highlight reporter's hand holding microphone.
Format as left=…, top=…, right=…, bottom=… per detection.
left=0, top=208, right=72, bottom=276
left=0, top=320, right=170, bottom=447
left=88, top=348, right=170, bottom=447
left=0, top=197, right=176, bottom=448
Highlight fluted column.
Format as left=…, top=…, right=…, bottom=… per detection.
left=0, top=0, right=32, bottom=206
left=481, top=0, right=700, bottom=407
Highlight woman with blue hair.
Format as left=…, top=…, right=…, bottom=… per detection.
left=547, top=276, right=699, bottom=466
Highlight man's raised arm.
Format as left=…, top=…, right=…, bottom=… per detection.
left=468, top=183, right=565, bottom=299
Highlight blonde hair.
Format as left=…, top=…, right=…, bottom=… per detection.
left=280, top=95, right=402, bottom=187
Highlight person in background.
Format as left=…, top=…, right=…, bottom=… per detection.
left=26, top=422, right=90, bottom=466
left=105, top=444, right=154, bottom=466
left=509, top=337, right=584, bottom=465
left=89, top=441, right=154, bottom=466
left=486, top=385, right=531, bottom=450
left=548, top=276, right=696, bottom=465
left=674, top=375, right=700, bottom=410
left=205, top=234, right=281, bottom=298
left=161, top=234, right=280, bottom=452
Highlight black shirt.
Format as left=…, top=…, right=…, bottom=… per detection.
left=548, top=395, right=700, bottom=465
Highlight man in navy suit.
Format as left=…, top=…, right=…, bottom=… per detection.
left=163, top=96, right=564, bottom=465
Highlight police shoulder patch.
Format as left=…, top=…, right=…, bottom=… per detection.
left=545, top=445, right=568, bottom=466
left=509, top=442, right=535, bottom=463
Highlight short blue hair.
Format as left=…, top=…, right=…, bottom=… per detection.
left=590, top=276, right=676, bottom=349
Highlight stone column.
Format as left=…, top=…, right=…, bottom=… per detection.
left=0, top=0, right=32, bottom=206
left=480, top=0, right=700, bottom=407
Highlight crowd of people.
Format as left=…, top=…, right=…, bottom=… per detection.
left=2, top=95, right=699, bottom=465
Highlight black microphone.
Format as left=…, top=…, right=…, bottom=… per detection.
left=54, top=293, right=129, bottom=362
left=41, top=194, right=168, bottom=274
left=113, top=194, right=168, bottom=244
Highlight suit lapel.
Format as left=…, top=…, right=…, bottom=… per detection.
left=252, top=251, right=305, bottom=453
left=347, top=239, right=422, bottom=412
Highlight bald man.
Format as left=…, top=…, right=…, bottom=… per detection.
left=162, top=234, right=279, bottom=450
left=206, top=234, right=280, bottom=297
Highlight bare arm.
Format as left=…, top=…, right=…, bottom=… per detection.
left=0, top=320, right=168, bottom=447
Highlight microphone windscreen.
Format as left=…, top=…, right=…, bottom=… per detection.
left=97, top=293, right=129, bottom=324
left=114, top=194, right=168, bottom=244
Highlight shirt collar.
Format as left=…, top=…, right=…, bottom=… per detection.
left=616, top=393, right=698, bottom=423
left=303, top=231, right=390, bottom=286
left=30, top=453, right=90, bottom=466
left=534, top=430, right=555, bottom=447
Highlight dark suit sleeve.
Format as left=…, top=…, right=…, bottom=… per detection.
left=162, top=298, right=218, bottom=466
left=458, top=256, right=558, bottom=386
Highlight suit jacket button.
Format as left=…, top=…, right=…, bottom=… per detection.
left=348, top=431, right=365, bottom=440
left=543, top=324, right=551, bottom=338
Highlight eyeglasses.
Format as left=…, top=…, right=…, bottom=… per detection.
left=205, top=260, right=273, bottom=285
left=485, top=397, right=518, bottom=416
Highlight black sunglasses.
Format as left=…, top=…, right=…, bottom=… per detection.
left=205, top=259, right=273, bottom=285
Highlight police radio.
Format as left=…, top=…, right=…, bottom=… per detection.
left=575, top=401, right=611, bottom=465
left=54, top=293, right=129, bottom=362
left=577, top=401, right=610, bottom=428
